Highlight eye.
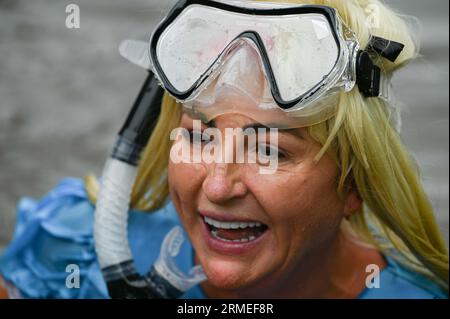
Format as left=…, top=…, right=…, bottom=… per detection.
left=257, top=143, right=287, bottom=160
left=188, top=129, right=212, bottom=145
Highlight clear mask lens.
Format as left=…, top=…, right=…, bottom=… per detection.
left=155, top=5, right=340, bottom=100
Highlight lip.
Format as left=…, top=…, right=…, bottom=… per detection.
left=199, top=214, right=268, bottom=256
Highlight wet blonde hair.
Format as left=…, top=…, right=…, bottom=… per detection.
left=86, top=0, right=448, bottom=291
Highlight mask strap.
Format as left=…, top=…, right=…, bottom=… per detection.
left=366, top=35, right=405, bottom=63
left=356, top=36, right=405, bottom=98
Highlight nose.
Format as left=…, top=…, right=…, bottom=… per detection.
left=202, top=162, right=248, bottom=204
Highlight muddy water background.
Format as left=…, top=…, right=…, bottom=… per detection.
left=0, top=0, right=448, bottom=251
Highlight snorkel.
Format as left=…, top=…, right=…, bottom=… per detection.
left=93, top=43, right=206, bottom=299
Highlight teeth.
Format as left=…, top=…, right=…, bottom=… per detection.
left=204, top=216, right=263, bottom=230
left=205, top=216, right=266, bottom=243
left=210, top=229, right=257, bottom=243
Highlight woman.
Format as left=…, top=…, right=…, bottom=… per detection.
left=0, top=0, right=448, bottom=298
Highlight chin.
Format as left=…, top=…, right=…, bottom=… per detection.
left=199, top=255, right=259, bottom=290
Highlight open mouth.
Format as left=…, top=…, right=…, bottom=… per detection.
left=203, top=216, right=268, bottom=243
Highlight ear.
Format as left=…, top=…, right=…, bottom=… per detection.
left=343, top=188, right=363, bottom=217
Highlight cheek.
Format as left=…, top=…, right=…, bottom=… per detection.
left=245, top=159, right=344, bottom=248
left=168, top=160, right=206, bottom=201
left=168, top=160, right=206, bottom=216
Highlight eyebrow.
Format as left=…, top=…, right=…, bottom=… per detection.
left=243, top=123, right=305, bottom=140
left=206, top=120, right=304, bottom=140
left=279, top=128, right=305, bottom=140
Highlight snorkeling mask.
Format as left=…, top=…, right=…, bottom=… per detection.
left=122, top=0, right=404, bottom=128
left=94, top=0, right=404, bottom=299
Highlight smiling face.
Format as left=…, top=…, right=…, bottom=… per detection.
left=168, top=110, right=359, bottom=295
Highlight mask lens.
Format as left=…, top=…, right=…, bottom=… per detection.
left=156, top=5, right=235, bottom=92
left=262, top=14, right=339, bottom=102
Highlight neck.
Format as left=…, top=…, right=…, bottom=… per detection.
left=199, top=226, right=386, bottom=299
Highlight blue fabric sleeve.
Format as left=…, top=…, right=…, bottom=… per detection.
left=0, top=178, right=107, bottom=298
left=0, top=177, right=205, bottom=299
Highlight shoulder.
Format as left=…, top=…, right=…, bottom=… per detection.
left=0, top=178, right=185, bottom=298
left=359, top=256, right=448, bottom=299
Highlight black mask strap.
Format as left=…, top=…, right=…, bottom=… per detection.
left=366, top=35, right=405, bottom=63
left=356, top=36, right=405, bottom=97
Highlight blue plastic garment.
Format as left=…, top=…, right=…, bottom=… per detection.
left=0, top=178, right=204, bottom=299
left=0, top=178, right=446, bottom=299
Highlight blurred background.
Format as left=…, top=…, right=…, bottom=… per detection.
left=0, top=0, right=448, bottom=252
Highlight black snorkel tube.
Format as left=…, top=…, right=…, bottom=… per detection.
left=94, top=45, right=206, bottom=298
left=115, top=73, right=164, bottom=167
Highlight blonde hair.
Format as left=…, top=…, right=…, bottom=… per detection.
left=86, top=0, right=448, bottom=291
